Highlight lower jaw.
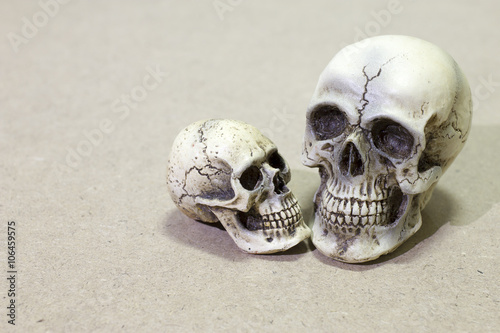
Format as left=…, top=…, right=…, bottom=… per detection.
left=242, top=221, right=311, bottom=254
left=312, top=198, right=419, bottom=263
left=311, top=219, right=386, bottom=262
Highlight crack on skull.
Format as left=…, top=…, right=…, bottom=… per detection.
left=197, top=120, right=209, bottom=154
left=357, top=57, right=397, bottom=121
left=432, top=103, right=470, bottom=145
left=197, top=120, right=229, bottom=170
left=357, top=66, right=382, bottom=119
left=303, top=140, right=318, bottom=163
left=178, top=164, right=233, bottom=203
left=399, top=169, right=436, bottom=186
left=448, top=108, right=467, bottom=140
left=430, top=108, right=464, bottom=143
left=420, top=102, right=429, bottom=115
left=410, top=142, right=422, bottom=161
left=176, top=120, right=233, bottom=204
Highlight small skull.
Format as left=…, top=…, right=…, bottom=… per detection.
left=167, top=119, right=311, bottom=254
left=302, top=35, right=472, bottom=262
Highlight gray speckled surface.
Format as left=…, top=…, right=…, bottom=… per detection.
left=1, top=1, right=499, bottom=331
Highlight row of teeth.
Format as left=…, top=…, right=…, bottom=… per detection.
left=319, top=206, right=390, bottom=228
left=320, top=188, right=390, bottom=228
left=322, top=190, right=389, bottom=217
left=260, top=201, right=302, bottom=230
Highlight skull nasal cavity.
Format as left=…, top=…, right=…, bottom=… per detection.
left=340, top=142, right=364, bottom=177
left=273, top=174, right=287, bottom=194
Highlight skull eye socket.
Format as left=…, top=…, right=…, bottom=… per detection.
left=309, top=104, right=347, bottom=141
left=372, top=119, right=414, bottom=159
left=268, top=151, right=286, bottom=171
left=240, top=165, right=262, bottom=191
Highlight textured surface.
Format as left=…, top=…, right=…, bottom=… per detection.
left=1, top=0, right=499, bottom=332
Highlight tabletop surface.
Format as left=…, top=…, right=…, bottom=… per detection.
left=1, top=1, right=499, bottom=332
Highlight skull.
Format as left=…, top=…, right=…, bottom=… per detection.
left=302, top=35, right=472, bottom=262
left=167, top=119, right=311, bottom=254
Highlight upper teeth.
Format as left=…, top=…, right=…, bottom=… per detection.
left=319, top=177, right=393, bottom=232
left=324, top=193, right=386, bottom=217
left=262, top=197, right=302, bottom=230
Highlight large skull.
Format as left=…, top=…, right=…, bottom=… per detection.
left=167, top=119, right=311, bottom=254
left=302, top=35, right=472, bottom=262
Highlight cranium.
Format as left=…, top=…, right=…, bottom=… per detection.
left=302, top=35, right=472, bottom=262
left=167, top=119, right=311, bottom=254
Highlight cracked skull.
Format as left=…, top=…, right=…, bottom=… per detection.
left=302, top=35, right=472, bottom=262
left=167, top=119, right=311, bottom=254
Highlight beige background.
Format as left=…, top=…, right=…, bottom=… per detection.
left=1, top=0, right=499, bottom=332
